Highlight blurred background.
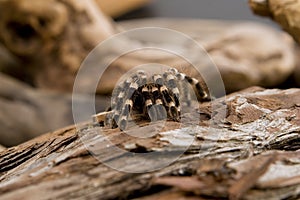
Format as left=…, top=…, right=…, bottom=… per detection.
left=0, top=0, right=298, bottom=148
left=114, top=0, right=272, bottom=24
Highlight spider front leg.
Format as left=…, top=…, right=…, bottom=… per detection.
left=108, top=77, right=138, bottom=129
left=118, top=99, right=133, bottom=130
left=115, top=87, right=143, bottom=130
left=110, top=91, right=125, bottom=128
left=108, top=70, right=148, bottom=130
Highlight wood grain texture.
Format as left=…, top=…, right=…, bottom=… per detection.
left=1, top=87, right=299, bottom=200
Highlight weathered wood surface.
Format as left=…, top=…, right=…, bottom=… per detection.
left=1, top=87, right=299, bottom=200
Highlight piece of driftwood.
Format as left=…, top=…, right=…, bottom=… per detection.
left=111, top=19, right=296, bottom=93
left=0, top=72, right=108, bottom=147
left=0, top=0, right=117, bottom=91
left=295, top=48, right=300, bottom=86
left=95, top=0, right=150, bottom=18
left=0, top=87, right=299, bottom=200
left=0, top=0, right=296, bottom=94
left=249, top=0, right=300, bottom=44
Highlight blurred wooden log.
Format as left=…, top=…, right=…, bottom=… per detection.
left=0, top=44, right=20, bottom=73
left=0, top=144, right=5, bottom=152
left=0, top=87, right=299, bottom=199
left=95, top=0, right=150, bottom=18
left=0, top=73, right=108, bottom=147
left=205, top=23, right=295, bottom=92
left=109, top=19, right=296, bottom=93
left=295, top=47, right=300, bottom=86
left=249, top=0, right=300, bottom=44
left=0, top=2, right=296, bottom=94
left=0, top=0, right=117, bottom=91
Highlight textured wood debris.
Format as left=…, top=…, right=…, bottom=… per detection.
left=0, top=87, right=299, bottom=200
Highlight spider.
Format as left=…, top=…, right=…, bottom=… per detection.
left=104, top=67, right=211, bottom=130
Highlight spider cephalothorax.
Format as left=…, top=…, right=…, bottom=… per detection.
left=105, top=68, right=211, bottom=130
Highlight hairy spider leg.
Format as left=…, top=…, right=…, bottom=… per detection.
left=107, top=76, right=132, bottom=127
left=169, top=68, right=209, bottom=103
left=152, top=74, right=164, bottom=85
left=118, top=99, right=133, bottom=130
left=110, top=90, right=125, bottom=128
left=109, top=76, right=138, bottom=128
left=160, top=85, right=180, bottom=121
left=176, top=72, right=192, bottom=107
left=184, top=75, right=209, bottom=102
left=151, top=84, right=167, bottom=120
left=117, top=87, right=144, bottom=130
left=137, top=70, right=147, bottom=86
left=141, top=85, right=158, bottom=121
left=163, top=71, right=180, bottom=109
left=110, top=77, right=132, bottom=110
left=153, top=74, right=178, bottom=120
left=115, top=70, right=147, bottom=130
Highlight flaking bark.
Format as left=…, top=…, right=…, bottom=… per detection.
left=1, top=87, right=299, bottom=200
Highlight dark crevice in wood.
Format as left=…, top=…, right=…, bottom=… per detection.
left=125, top=185, right=171, bottom=200
left=0, top=142, right=47, bottom=173
left=47, top=134, right=78, bottom=154
left=269, top=133, right=300, bottom=151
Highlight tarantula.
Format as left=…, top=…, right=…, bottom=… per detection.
left=105, top=67, right=211, bottom=130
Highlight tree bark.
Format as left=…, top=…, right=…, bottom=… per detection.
left=1, top=87, right=299, bottom=200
